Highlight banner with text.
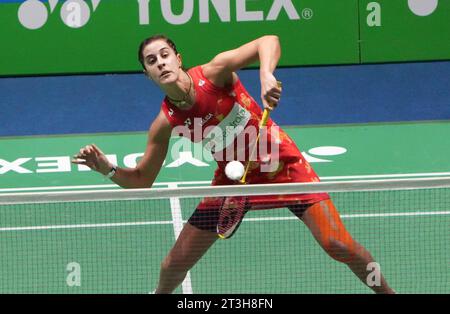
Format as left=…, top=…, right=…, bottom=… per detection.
left=361, top=0, right=450, bottom=63
left=0, top=0, right=448, bottom=76
left=0, top=0, right=359, bottom=75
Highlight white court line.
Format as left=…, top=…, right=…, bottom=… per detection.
left=340, top=211, right=450, bottom=218
left=0, top=182, right=173, bottom=193
left=2, top=172, right=450, bottom=193
left=168, top=183, right=193, bottom=295
left=321, top=172, right=450, bottom=180
left=243, top=211, right=450, bottom=222
left=0, top=220, right=172, bottom=232
left=1, top=210, right=448, bottom=232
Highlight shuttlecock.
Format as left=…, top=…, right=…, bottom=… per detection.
left=225, top=161, right=245, bottom=181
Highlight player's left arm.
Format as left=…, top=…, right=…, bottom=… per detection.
left=202, top=35, right=282, bottom=110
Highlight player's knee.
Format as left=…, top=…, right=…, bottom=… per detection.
left=160, top=255, right=191, bottom=273
left=324, top=238, right=356, bottom=264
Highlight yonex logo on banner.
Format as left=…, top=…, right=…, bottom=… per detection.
left=137, top=0, right=303, bottom=25
left=18, top=0, right=310, bottom=30
left=0, top=146, right=347, bottom=175
left=18, top=0, right=101, bottom=30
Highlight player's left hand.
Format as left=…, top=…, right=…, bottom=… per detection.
left=260, top=72, right=282, bottom=110
left=71, top=144, right=112, bottom=175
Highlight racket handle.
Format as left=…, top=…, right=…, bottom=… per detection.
left=257, top=81, right=281, bottom=128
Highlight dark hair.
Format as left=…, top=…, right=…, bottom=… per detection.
left=138, top=34, right=178, bottom=69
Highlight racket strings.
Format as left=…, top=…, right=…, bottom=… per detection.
left=217, top=196, right=249, bottom=239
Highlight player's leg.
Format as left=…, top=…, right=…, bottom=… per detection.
left=155, top=209, right=219, bottom=294
left=289, top=199, right=395, bottom=294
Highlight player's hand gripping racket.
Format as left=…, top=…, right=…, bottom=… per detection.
left=217, top=81, right=282, bottom=239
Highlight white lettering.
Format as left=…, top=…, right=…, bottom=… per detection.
left=228, top=124, right=257, bottom=162
left=366, top=262, right=381, bottom=287
left=137, top=0, right=301, bottom=25
left=267, top=0, right=299, bottom=21
left=66, top=262, right=81, bottom=287
left=170, top=133, right=194, bottom=164
left=35, top=157, right=71, bottom=173
left=199, top=0, right=230, bottom=23
left=77, top=154, right=118, bottom=171
left=0, top=158, right=32, bottom=174
left=61, top=0, right=91, bottom=28
left=137, top=0, right=150, bottom=25
left=202, top=103, right=251, bottom=153
left=161, top=0, right=194, bottom=25
left=123, top=153, right=144, bottom=168
left=202, top=124, right=222, bottom=155
left=178, top=298, right=212, bottom=310
left=367, top=2, right=381, bottom=27
left=166, top=151, right=208, bottom=168
left=259, top=126, right=280, bottom=173
left=236, top=0, right=263, bottom=21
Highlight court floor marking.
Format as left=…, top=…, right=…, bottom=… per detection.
left=1, top=210, right=448, bottom=232
left=168, top=183, right=193, bottom=294
left=321, top=172, right=450, bottom=180
left=2, top=171, right=450, bottom=193
left=0, top=220, right=173, bottom=231
left=0, top=182, right=171, bottom=193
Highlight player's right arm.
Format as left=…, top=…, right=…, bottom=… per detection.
left=72, top=110, right=172, bottom=188
left=202, top=35, right=281, bottom=110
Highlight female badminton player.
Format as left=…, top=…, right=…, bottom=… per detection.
left=72, top=35, right=394, bottom=294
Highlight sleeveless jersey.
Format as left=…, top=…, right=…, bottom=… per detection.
left=161, top=66, right=329, bottom=210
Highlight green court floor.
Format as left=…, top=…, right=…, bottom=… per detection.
left=0, top=121, right=449, bottom=293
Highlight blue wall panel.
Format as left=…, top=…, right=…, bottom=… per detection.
left=1, top=61, right=449, bottom=137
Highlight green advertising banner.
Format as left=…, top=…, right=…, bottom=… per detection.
left=360, top=0, right=450, bottom=63
left=0, top=1, right=448, bottom=76
left=0, top=0, right=359, bottom=76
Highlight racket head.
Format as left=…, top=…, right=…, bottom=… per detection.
left=216, top=196, right=249, bottom=239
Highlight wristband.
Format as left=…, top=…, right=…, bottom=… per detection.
left=105, top=165, right=117, bottom=179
